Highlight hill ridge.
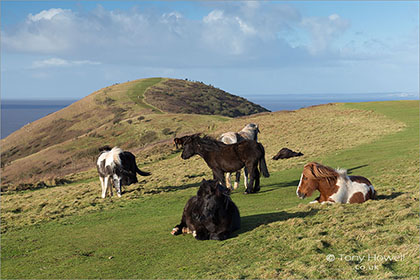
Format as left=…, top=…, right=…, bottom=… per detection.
left=1, top=78, right=268, bottom=187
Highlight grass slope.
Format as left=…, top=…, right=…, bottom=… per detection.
left=1, top=101, right=418, bottom=279
left=3, top=78, right=260, bottom=188
left=127, top=77, right=164, bottom=112
left=1, top=103, right=400, bottom=232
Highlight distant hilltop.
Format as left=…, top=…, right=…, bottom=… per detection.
left=0, top=77, right=269, bottom=189
left=141, top=78, right=269, bottom=117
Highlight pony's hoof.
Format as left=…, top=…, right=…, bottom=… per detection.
left=171, top=227, right=180, bottom=235
left=182, top=227, right=193, bottom=234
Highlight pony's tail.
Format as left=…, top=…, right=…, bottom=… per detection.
left=371, top=189, right=377, bottom=200
left=135, top=165, right=151, bottom=176
left=258, top=143, right=270, bottom=178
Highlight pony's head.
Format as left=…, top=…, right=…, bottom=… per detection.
left=179, top=134, right=201, bottom=159
left=241, top=123, right=260, bottom=141
left=98, top=145, right=112, bottom=152
left=174, top=134, right=201, bottom=149
left=243, top=123, right=260, bottom=133
left=197, top=179, right=230, bottom=198
left=296, top=162, right=338, bottom=199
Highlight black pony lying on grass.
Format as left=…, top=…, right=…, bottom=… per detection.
left=174, top=134, right=269, bottom=194
left=171, top=179, right=240, bottom=241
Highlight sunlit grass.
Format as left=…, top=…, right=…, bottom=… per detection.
left=1, top=101, right=418, bottom=279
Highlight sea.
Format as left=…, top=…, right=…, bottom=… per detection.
left=1, top=99, right=77, bottom=139
left=1, top=93, right=418, bottom=139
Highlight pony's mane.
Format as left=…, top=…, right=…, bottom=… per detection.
left=335, top=168, right=348, bottom=177
left=198, top=135, right=226, bottom=151
left=111, top=146, right=123, bottom=154
left=304, top=162, right=339, bottom=185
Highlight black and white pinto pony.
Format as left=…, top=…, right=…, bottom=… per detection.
left=219, top=123, right=260, bottom=190
left=171, top=179, right=240, bottom=241
left=96, top=147, right=151, bottom=198
left=174, top=134, right=269, bottom=194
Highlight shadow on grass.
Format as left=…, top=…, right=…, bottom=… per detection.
left=256, top=179, right=301, bottom=193
left=347, top=164, right=369, bottom=174
left=143, top=182, right=201, bottom=195
left=376, top=192, right=404, bottom=200
left=233, top=208, right=319, bottom=236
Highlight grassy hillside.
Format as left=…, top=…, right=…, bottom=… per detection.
left=0, top=78, right=266, bottom=189
left=1, top=101, right=418, bottom=279
left=145, top=79, right=269, bottom=116
left=1, top=102, right=402, bottom=232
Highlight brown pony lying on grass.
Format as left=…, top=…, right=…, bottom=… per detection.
left=296, top=162, right=376, bottom=204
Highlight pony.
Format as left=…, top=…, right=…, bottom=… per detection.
left=171, top=179, right=240, bottom=240
left=174, top=134, right=269, bottom=194
left=96, top=146, right=151, bottom=198
left=272, top=148, right=303, bottom=160
left=219, top=123, right=260, bottom=190
left=296, top=162, right=376, bottom=204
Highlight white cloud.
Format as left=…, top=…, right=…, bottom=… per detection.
left=328, top=14, right=340, bottom=21
left=203, top=10, right=224, bottom=23
left=301, top=14, right=350, bottom=54
left=27, top=8, right=69, bottom=22
left=235, top=16, right=256, bottom=35
left=2, top=3, right=418, bottom=100
left=2, top=4, right=362, bottom=68
left=3, top=8, right=76, bottom=54
left=387, top=92, right=418, bottom=98
left=30, top=57, right=100, bottom=69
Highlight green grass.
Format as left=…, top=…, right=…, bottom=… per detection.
left=127, top=77, right=164, bottom=113
left=1, top=101, right=418, bottom=279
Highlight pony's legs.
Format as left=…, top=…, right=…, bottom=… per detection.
left=245, top=165, right=255, bottom=194
left=113, top=174, right=122, bottom=197
left=172, top=212, right=188, bottom=235
left=253, top=168, right=260, bottom=193
left=243, top=167, right=249, bottom=190
left=99, top=176, right=105, bottom=198
left=233, top=171, right=241, bottom=190
left=108, top=177, right=113, bottom=197
left=213, top=170, right=226, bottom=187
left=225, top=172, right=232, bottom=189
left=102, top=176, right=110, bottom=198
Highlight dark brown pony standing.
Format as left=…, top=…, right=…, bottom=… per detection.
left=175, top=134, right=269, bottom=194
left=296, top=162, right=376, bottom=204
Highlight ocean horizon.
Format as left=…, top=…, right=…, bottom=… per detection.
left=1, top=99, right=77, bottom=139
left=1, top=93, right=418, bottom=139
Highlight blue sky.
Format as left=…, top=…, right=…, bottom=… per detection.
left=1, top=1, right=419, bottom=100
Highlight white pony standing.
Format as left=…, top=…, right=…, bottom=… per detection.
left=219, top=123, right=260, bottom=190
